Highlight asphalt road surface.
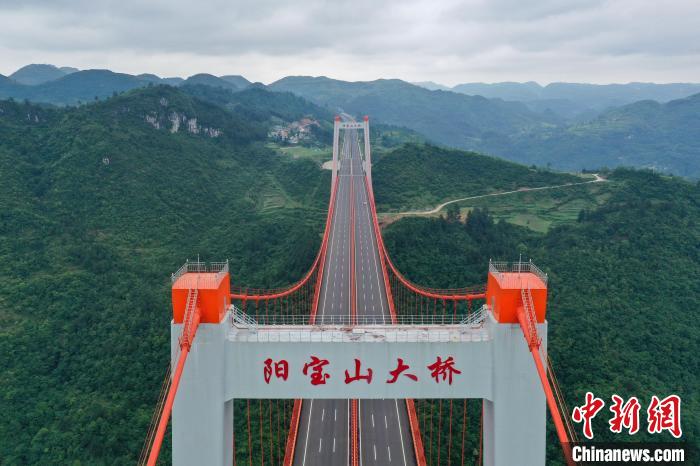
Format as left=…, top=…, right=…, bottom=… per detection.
left=293, top=127, right=416, bottom=466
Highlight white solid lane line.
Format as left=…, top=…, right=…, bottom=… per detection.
left=394, top=400, right=408, bottom=466
left=301, top=399, right=314, bottom=466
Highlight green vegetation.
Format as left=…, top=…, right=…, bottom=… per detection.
left=267, top=122, right=425, bottom=166
left=372, top=143, right=580, bottom=212
left=269, top=76, right=700, bottom=177
left=382, top=168, right=700, bottom=463
left=5, top=67, right=699, bottom=177
left=490, top=93, right=700, bottom=177
left=388, top=176, right=614, bottom=233
left=9, top=64, right=78, bottom=86
left=448, top=81, right=700, bottom=119
left=182, top=84, right=333, bottom=127
left=266, top=143, right=331, bottom=164
left=0, top=86, right=329, bottom=464
left=268, top=76, right=557, bottom=151
left=0, top=69, right=150, bottom=106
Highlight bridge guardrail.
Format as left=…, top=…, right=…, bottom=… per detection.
left=228, top=308, right=487, bottom=328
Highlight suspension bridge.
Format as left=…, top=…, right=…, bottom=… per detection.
left=140, top=116, right=578, bottom=466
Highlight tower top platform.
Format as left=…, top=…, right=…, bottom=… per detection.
left=486, top=260, right=548, bottom=324
left=171, top=261, right=230, bottom=324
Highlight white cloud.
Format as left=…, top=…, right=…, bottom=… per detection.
left=0, top=0, right=698, bottom=85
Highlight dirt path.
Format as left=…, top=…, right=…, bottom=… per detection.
left=386, top=174, right=607, bottom=218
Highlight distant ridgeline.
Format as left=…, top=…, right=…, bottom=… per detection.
left=3, top=65, right=700, bottom=176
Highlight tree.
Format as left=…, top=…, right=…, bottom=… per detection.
left=446, top=203, right=461, bottom=222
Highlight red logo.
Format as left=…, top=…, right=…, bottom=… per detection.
left=608, top=395, right=641, bottom=435
left=572, top=391, right=605, bottom=439
left=647, top=395, right=682, bottom=438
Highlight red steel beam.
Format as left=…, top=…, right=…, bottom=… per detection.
left=364, top=176, right=484, bottom=302
left=363, top=176, right=398, bottom=323
left=282, top=399, right=303, bottom=466
left=231, top=177, right=340, bottom=302
left=282, top=177, right=341, bottom=464
left=365, top=175, right=430, bottom=466
left=516, top=306, right=575, bottom=466
left=310, top=176, right=340, bottom=323
left=405, top=399, right=428, bottom=466
left=351, top=400, right=359, bottom=466
left=146, top=307, right=201, bottom=466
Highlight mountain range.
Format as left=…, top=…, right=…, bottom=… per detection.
left=2, top=64, right=699, bottom=177
left=413, top=80, right=700, bottom=119
left=268, top=75, right=557, bottom=146
left=488, top=93, right=700, bottom=174
left=9, top=64, right=80, bottom=85
left=267, top=75, right=700, bottom=177
left=0, top=67, right=254, bottom=106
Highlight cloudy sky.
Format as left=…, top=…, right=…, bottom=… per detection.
left=1, top=0, right=698, bottom=86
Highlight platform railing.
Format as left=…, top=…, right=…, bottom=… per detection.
left=489, top=259, right=548, bottom=285
left=171, top=259, right=229, bottom=284
left=228, top=307, right=487, bottom=328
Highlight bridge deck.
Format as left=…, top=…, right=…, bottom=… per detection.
left=293, top=125, right=418, bottom=466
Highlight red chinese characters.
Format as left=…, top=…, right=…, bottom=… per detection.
left=572, top=391, right=605, bottom=440
left=344, top=358, right=373, bottom=384
left=608, top=395, right=641, bottom=435
left=647, top=395, right=682, bottom=438
left=427, top=356, right=461, bottom=385
left=386, top=358, right=418, bottom=383
left=574, top=392, right=684, bottom=439
left=263, top=358, right=289, bottom=384
left=303, top=356, right=331, bottom=386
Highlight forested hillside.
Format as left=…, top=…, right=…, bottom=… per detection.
left=0, top=87, right=330, bottom=464
left=270, top=76, right=700, bottom=178
left=372, top=143, right=578, bottom=211
left=269, top=76, right=556, bottom=146
left=0, top=69, right=150, bottom=106
left=490, top=93, right=700, bottom=177
left=382, top=169, right=700, bottom=462
left=3, top=66, right=699, bottom=178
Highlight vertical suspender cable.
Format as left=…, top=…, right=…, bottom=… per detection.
left=448, top=399, right=453, bottom=466
left=145, top=302, right=201, bottom=466
left=460, top=399, right=467, bottom=466
left=260, top=399, right=265, bottom=466
left=247, top=400, right=252, bottom=466
left=269, top=400, right=273, bottom=466
left=428, top=401, right=433, bottom=466
left=437, top=399, right=442, bottom=466
left=478, top=401, right=483, bottom=466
